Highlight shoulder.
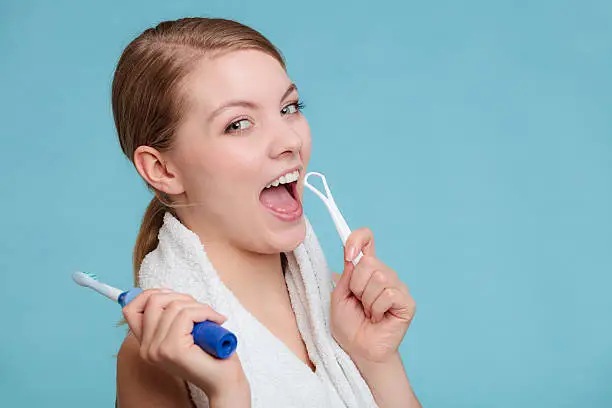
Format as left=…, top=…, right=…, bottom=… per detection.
left=117, top=333, right=195, bottom=408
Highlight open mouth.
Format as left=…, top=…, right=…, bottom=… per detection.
left=259, top=175, right=302, bottom=220
left=284, top=180, right=298, bottom=200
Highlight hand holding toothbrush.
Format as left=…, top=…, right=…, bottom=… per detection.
left=121, top=289, right=250, bottom=403
left=330, top=229, right=416, bottom=365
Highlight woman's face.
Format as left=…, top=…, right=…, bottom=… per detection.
left=167, top=49, right=311, bottom=254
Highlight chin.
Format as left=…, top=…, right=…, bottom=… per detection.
left=268, top=216, right=307, bottom=253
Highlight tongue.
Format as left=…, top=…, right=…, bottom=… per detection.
left=260, top=185, right=299, bottom=213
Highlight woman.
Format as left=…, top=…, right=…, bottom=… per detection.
left=114, top=17, right=420, bottom=407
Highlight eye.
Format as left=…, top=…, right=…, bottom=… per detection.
left=281, top=100, right=305, bottom=115
left=225, top=118, right=252, bottom=134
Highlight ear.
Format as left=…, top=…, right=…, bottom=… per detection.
left=133, top=145, right=184, bottom=195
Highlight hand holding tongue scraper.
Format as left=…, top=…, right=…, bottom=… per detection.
left=304, top=172, right=363, bottom=265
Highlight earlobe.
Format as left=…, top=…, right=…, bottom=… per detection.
left=133, top=145, right=184, bottom=195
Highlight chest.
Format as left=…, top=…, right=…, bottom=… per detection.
left=243, top=292, right=316, bottom=372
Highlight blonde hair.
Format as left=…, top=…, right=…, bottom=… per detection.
left=111, top=17, right=286, bottom=285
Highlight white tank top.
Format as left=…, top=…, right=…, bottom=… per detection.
left=185, top=266, right=347, bottom=407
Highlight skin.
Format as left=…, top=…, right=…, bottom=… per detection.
left=117, top=49, right=420, bottom=407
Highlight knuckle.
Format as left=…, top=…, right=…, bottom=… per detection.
left=350, top=283, right=363, bottom=299
left=177, top=307, right=191, bottom=321
left=139, top=347, right=149, bottom=362
left=142, top=289, right=158, bottom=299
left=148, top=350, right=160, bottom=364
left=167, top=300, right=184, bottom=313
left=357, top=226, right=371, bottom=235
left=158, top=344, right=175, bottom=361
left=179, top=293, right=195, bottom=302
left=148, top=295, right=163, bottom=309
left=357, top=255, right=373, bottom=268
left=383, top=288, right=395, bottom=299
left=359, top=255, right=371, bottom=265
left=372, top=270, right=386, bottom=284
left=361, top=227, right=374, bottom=242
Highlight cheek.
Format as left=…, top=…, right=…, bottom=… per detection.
left=298, top=120, right=312, bottom=163
left=175, top=148, right=215, bottom=197
left=206, top=142, right=263, bottom=198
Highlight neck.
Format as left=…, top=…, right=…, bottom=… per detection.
left=179, top=213, right=287, bottom=301
left=208, top=242, right=286, bottom=298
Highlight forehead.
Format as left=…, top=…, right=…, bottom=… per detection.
left=184, top=49, right=290, bottom=111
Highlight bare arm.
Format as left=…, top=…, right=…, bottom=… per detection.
left=354, top=352, right=421, bottom=408
left=117, top=333, right=194, bottom=408
left=117, top=333, right=250, bottom=407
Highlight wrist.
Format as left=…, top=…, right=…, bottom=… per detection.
left=352, top=352, right=421, bottom=408
left=353, top=351, right=404, bottom=373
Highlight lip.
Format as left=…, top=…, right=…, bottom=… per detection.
left=260, top=165, right=303, bottom=192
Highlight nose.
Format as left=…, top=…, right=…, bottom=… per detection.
left=268, top=118, right=303, bottom=160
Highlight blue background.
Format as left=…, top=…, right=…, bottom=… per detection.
left=1, top=0, right=610, bottom=406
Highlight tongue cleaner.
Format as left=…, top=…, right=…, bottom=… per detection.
left=304, top=172, right=363, bottom=265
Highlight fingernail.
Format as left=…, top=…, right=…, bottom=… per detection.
left=346, top=247, right=357, bottom=261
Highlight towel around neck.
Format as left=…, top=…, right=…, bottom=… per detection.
left=138, top=212, right=378, bottom=408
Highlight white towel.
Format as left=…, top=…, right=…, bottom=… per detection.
left=138, top=212, right=378, bottom=408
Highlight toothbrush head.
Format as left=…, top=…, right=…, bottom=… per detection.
left=72, top=270, right=123, bottom=302
left=72, top=271, right=99, bottom=287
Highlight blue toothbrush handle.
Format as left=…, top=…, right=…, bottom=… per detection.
left=118, top=288, right=237, bottom=359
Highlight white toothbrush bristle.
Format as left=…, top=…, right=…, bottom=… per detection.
left=72, top=271, right=98, bottom=287
left=72, top=271, right=123, bottom=301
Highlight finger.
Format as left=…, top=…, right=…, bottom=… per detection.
left=148, top=300, right=192, bottom=360
left=371, top=288, right=416, bottom=323
left=344, top=227, right=375, bottom=262
left=348, top=255, right=378, bottom=301
left=141, top=293, right=195, bottom=354
left=332, top=272, right=342, bottom=286
left=360, top=269, right=389, bottom=319
left=370, top=288, right=397, bottom=323
left=332, top=261, right=355, bottom=301
left=150, top=301, right=227, bottom=357
left=161, top=304, right=229, bottom=355
left=122, top=288, right=170, bottom=340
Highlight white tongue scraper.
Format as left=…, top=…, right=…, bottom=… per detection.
left=304, top=172, right=363, bottom=265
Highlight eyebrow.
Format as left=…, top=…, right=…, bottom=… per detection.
left=208, top=83, right=299, bottom=121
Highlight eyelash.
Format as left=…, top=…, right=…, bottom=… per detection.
left=224, top=99, right=306, bottom=134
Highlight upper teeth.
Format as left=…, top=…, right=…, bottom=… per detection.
left=265, top=170, right=299, bottom=189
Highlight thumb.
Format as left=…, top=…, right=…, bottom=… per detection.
left=332, top=261, right=354, bottom=299
left=332, top=272, right=342, bottom=286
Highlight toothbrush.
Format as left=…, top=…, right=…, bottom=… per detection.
left=72, top=271, right=237, bottom=359
left=304, top=172, right=363, bottom=265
